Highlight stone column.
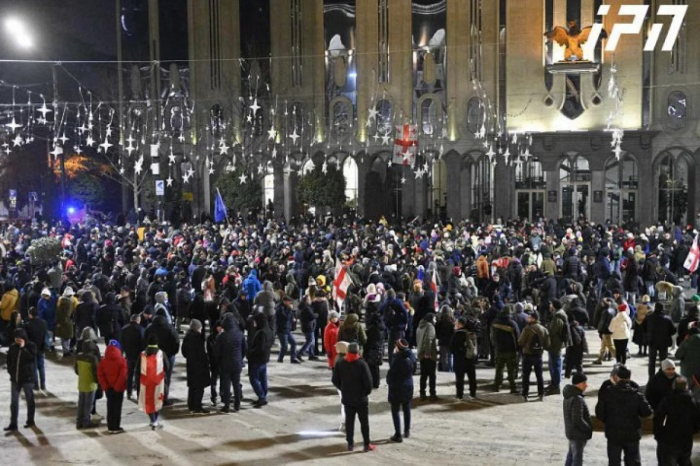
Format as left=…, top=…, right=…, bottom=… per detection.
left=545, top=170, right=559, bottom=220
left=273, top=161, right=285, bottom=221
left=460, top=162, right=472, bottom=220
left=357, top=153, right=370, bottom=218
left=446, top=154, right=461, bottom=220
left=590, top=170, right=605, bottom=224
left=284, top=170, right=299, bottom=220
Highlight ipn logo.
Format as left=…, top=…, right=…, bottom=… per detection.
left=589, top=4, right=688, bottom=52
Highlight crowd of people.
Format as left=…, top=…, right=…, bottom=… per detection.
left=2, top=213, right=700, bottom=462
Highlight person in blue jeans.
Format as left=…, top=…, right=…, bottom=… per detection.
left=24, top=308, right=48, bottom=391
left=562, top=373, right=592, bottom=466
left=297, top=296, right=319, bottom=361
left=5, top=329, right=37, bottom=431
left=546, top=300, right=568, bottom=395
left=518, top=310, right=549, bottom=402
left=248, top=313, right=273, bottom=407
left=275, top=297, right=300, bottom=363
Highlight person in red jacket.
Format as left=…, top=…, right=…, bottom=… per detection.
left=97, top=340, right=128, bottom=434
left=324, top=311, right=340, bottom=369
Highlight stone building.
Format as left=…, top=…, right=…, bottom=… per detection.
left=183, top=0, right=699, bottom=226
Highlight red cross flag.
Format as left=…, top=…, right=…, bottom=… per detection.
left=392, top=124, right=418, bottom=167
left=333, top=258, right=352, bottom=312
left=684, top=234, right=700, bottom=273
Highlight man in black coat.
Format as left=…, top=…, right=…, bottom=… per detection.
left=595, top=365, right=653, bottom=466
left=645, top=359, right=678, bottom=410
left=181, top=319, right=211, bottom=414
left=275, top=296, right=299, bottom=363
left=653, top=376, right=700, bottom=465
left=297, top=297, right=319, bottom=361
left=25, top=307, right=47, bottom=391
left=119, top=314, right=144, bottom=399
left=332, top=342, right=376, bottom=453
left=645, top=303, right=676, bottom=380
left=215, top=313, right=246, bottom=413
left=490, top=306, right=520, bottom=393
left=145, top=312, right=180, bottom=405
left=247, top=312, right=273, bottom=407
left=5, top=329, right=37, bottom=431
left=386, top=339, right=416, bottom=443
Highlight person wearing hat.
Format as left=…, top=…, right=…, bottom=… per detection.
left=652, top=376, right=700, bottom=466
left=675, top=325, right=700, bottom=380
left=676, top=301, right=699, bottom=348
left=181, top=319, right=211, bottom=414
left=645, top=302, right=676, bottom=380
left=562, top=373, right=592, bottom=466
left=416, top=313, right=438, bottom=401
left=5, top=329, right=37, bottom=431
left=331, top=342, right=376, bottom=452
left=25, top=307, right=48, bottom=391
left=37, top=288, right=57, bottom=353
left=450, top=315, right=480, bottom=400
left=645, top=359, right=678, bottom=410
left=323, top=311, right=340, bottom=369
left=56, top=287, right=77, bottom=357
left=546, top=299, right=569, bottom=395
left=632, top=295, right=651, bottom=357
left=595, top=365, right=652, bottom=466
left=386, top=339, right=416, bottom=443
left=608, top=303, right=632, bottom=365
left=97, top=340, right=128, bottom=433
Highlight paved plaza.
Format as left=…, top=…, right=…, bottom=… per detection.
left=0, top=330, right=698, bottom=466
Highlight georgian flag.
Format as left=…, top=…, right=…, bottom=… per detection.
left=684, top=234, right=700, bottom=273
left=392, top=124, right=418, bottom=167
left=333, top=258, right=352, bottom=312
left=139, top=350, right=165, bottom=414
left=431, top=268, right=439, bottom=310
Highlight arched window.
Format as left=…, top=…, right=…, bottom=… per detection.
left=658, top=152, right=689, bottom=224
left=560, top=155, right=591, bottom=221
left=263, top=162, right=274, bottom=206
left=471, top=156, right=493, bottom=223
left=376, top=99, right=393, bottom=135
left=515, top=160, right=546, bottom=220
left=431, top=158, right=447, bottom=212
left=667, top=91, right=687, bottom=130
left=302, top=158, right=315, bottom=175
left=421, top=99, right=438, bottom=135
left=605, top=155, right=638, bottom=224
left=210, top=104, right=224, bottom=135
left=466, top=97, right=484, bottom=134
left=343, top=157, right=359, bottom=207
left=332, top=100, right=353, bottom=134
left=292, top=102, right=305, bottom=134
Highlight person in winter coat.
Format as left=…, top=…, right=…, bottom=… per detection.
left=675, top=327, right=700, bottom=379
left=383, top=289, right=409, bottom=363
left=386, top=338, right=416, bottom=443
left=98, top=293, right=125, bottom=345
left=135, top=334, right=170, bottom=430
left=248, top=312, right=272, bottom=407
left=55, top=289, right=76, bottom=356
left=644, top=302, right=676, bottom=379
left=416, top=313, right=438, bottom=401
left=97, top=340, right=128, bottom=433
left=75, top=328, right=101, bottom=429
left=490, top=306, right=520, bottom=393
left=645, top=359, right=678, bottom=410
left=206, top=323, right=221, bottom=406
left=323, top=311, right=340, bottom=368
left=74, top=291, right=98, bottom=336
left=5, top=329, right=36, bottom=431
left=338, top=311, right=367, bottom=347
left=37, top=288, right=57, bottom=351
left=243, top=269, right=262, bottom=305
left=0, top=284, right=19, bottom=323
left=119, top=314, right=144, bottom=399
left=297, top=296, right=319, bottom=361
left=451, top=314, right=479, bottom=399
left=275, top=296, right=300, bottom=363
left=593, top=298, right=617, bottom=364
left=562, top=373, right=592, bottom=466
left=145, top=312, right=179, bottom=405
left=518, top=310, right=550, bottom=401
left=254, top=281, right=278, bottom=331
left=546, top=299, right=569, bottom=394
left=181, top=319, right=211, bottom=414
left=653, top=376, right=700, bottom=465
left=312, top=292, right=330, bottom=355
left=670, top=286, right=685, bottom=323
left=595, top=365, right=652, bottom=466
left=632, top=294, right=651, bottom=356
left=564, top=316, right=587, bottom=378
left=25, top=308, right=47, bottom=390
left=215, top=313, right=246, bottom=412
left=435, top=305, right=455, bottom=373
left=363, top=311, right=385, bottom=389
left=609, top=303, right=632, bottom=365
left=332, top=342, right=376, bottom=453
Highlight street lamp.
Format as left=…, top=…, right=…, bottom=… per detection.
left=4, top=17, right=34, bottom=49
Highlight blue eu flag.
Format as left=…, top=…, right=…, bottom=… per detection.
left=214, top=188, right=228, bottom=223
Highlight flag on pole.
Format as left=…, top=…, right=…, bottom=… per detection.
left=392, top=124, right=418, bottom=167
left=333, top=258, right=352, bottom=312
left=214, top=188, right=228, bottom=223
left=684, top=233, right=700, bottom=273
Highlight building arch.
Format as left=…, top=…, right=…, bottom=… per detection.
left=653, top=147, right=695, bottom=225
left=559, top=153, right=591, bottom=222
left=603, top=153, right=639, bottom=225
left=417, top=93, right=444, bottom=136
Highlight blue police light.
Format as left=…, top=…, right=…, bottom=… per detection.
left=67, top=206, right=76, bottom=215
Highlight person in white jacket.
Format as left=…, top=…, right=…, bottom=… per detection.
left=608, top=303, right=632, bottom=365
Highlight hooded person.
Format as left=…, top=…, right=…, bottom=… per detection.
left=331, top=342, right=376, bottom=453
left=416, top=313, right=438, bottom=401
left=338, top=311, right=367, bottom=347
left=56, top=288, right=77, bottom=356
left=386, top=338, right=416, bottom=443
left=324, top=311, right=341, bottom=369
left=215, top=313, right=246, bottom=412
left=75, top=327, right=101, bottom=429
left=363, top=310, right=385, bottom=389
left=97, top=340, right=128, bottom=433
left=562, top=373, right=593, bottom=466
left=5, top=328, right=37, bottom=431
left=181, top=319, right=211, bottom=414
left=243, top=269, right=262, bottom=304
left=253, top=281, right=279, bottom=329
left=645, top=359, right=678, bottom=410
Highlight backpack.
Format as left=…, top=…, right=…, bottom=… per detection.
left=560, top=314, right=573, bottom=348
left=529, top=328, right=544, bottom=355
left=569, top=324, right=582, bottom=347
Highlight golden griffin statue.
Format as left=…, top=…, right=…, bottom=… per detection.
left=544, top=21, right=608, bottom=61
